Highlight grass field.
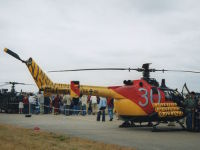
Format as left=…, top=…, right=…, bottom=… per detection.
left=0, top=124, right=135, bottom=150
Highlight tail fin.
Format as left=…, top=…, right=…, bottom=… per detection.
left=5, top=48, right=74, bottom=94
left=26, top=58, right=54, bottom=90
left=4, top=48, right=54, bottom=90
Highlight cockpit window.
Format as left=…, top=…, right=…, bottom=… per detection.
left=164, top=91, right=172, bottom=100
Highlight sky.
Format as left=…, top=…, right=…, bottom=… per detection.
left=0, top=0, right=200, bottom=93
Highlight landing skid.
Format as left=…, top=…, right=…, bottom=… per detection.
left=152, top=120, right=186, bottom=132
left=119, top=121, right=153, bottom=128
left=119, top=120, right=186, bottom=132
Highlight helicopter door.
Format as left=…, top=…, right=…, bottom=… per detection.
left=150, top=87, right=161, bottom=104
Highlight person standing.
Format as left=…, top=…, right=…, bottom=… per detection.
left=29, top=93, right=36, bottom=114
left=44, top=94, right=50, bottom=114
left=35, top=97, right=40, bottom=114
left=59, top=96, right=64, bottom=114
left=91, top=96, right=97, bottom=115
left=53, top=94, right=61, bottom=115
left=183, top=92, right=197, bottom=131
left=97, top=97, right=107, bottom=122
left=18, top=101, right=24, bottom=114
left=107, top=97, right=114, bottom=121
left=72, top=97, right=79, bottom=115
left=37, top=91, right=44, bottom=114
left=81, top=94, right=87, bottom=116
left=69, top=97, right=74, bottom=115
left=23, top=95, right=29, bottom=114
left=18, top=93, right=24, bottom=114
left=87, top=96, right=92, bottom=115
left=50, top=95, right=54, bottom=114
left=195, top=97, right=200, bottom=131
left=63, top=94, right=71, bottom=116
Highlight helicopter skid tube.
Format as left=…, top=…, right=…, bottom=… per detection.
left=119, top=113, right=184, bottom=122
left=119, top=114, right=185, bottom=130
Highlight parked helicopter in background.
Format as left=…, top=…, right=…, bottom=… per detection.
left=4, top=48, right=200, bottom=130
left=0, top=82, right=32, bottom=113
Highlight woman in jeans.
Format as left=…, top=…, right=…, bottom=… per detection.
left=107, top=97, right=114, bottom=121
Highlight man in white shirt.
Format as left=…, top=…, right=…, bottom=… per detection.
left=97, top=97, right=107, bottom=122
left=37, top=91, right=44, bottom=114
left=29, top=93, right=36, bottom=114
left=63, top=94, right=71, bottom=116
left=90, top=96, right=97, bottom=115
left=81, top=95, right=87, bottom=116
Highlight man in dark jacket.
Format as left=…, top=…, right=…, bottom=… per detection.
left=44, top=95, right=50, bottom=114
left=183, top=92, right=197, bottom=131
left=195, top=97, right=200, bottom=131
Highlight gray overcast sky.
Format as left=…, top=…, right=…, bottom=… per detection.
left=0, top=0, right=200, bottom=93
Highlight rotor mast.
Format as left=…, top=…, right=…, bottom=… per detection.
left=138, top=63, right=159, bottom=87
left=142, top=63, right=151, bottom=79
left=11, top=82, right=15, bottom=93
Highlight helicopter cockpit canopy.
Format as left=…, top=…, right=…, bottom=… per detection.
left=162, top=88, right=184, bottom=106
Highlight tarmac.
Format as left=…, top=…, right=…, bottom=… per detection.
left=0, top=114, right=200, bottom=150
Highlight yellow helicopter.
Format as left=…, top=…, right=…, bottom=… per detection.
left=4, top=48, right=200, bottom=130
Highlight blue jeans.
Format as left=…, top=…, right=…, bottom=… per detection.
left=44, top=105, right=50, bottom=114
left=64, top=105, right=70, bottom=116
left=186, top=112, right=193, bottom=130
left=81, top=105, right=86, bottom=116
left=97, top=109, right=106, bottom=121
left=29, top=104, right=34, bottom=114
left=23, top=104, right=29, bottom=114
left=73, top=105, right=79, bottom=115
left=108, top=106, right=113, bottom=120
left=88, top=106, right=92, bottom=115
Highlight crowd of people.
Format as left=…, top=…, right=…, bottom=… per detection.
left=17, top=90, right=200, bottom=130
left=18, top=92, right=115, bottom=121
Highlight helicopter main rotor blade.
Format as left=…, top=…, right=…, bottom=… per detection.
left=48, top=68, right=139, bottom=73
left=155, top=69, right=200, bottom=74
left=14, top=82, right=34, bottom=85
left=0, top=82, right=7, bottom=84
left=3, top=82, right=34, bottom=85
left=167, top=70, right=200, bottom=73
left=0, top=83, right=10, bottom=87
left=4, top=48, right=26, bottom=63
left=17, top=83, right=34, bottom=85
